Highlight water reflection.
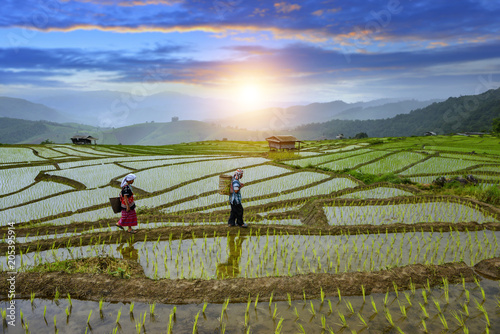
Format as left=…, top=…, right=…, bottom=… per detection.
left=217, top=235, right=246, bottom=278
left=117, top=241, right=138, bottom=261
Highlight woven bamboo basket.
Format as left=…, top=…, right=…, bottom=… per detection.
left=109, top=197, right=122, bottom=213
left=218, top=174, right=232, bottom=195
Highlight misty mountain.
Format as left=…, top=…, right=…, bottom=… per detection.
left=0, top=117, right=100, bottom=144
left=2, top=88, right=497, bottom=145
left=33, top=90, right=237, bottom=127
left=294, top=88, right=500, bottom=139
left=214, top=99, right=438, bottom=130
left=334, top=99, right=442, bottom=120
left=5, top=89, right=438, bottom=131
left=214, top=101, right=355, bottom=130
left=103, top=120, right=265, bottom=145
left=0, top=97, right=75, bottom=123
left=0, top=118, right=273, bottom=145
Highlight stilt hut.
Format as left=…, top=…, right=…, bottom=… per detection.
left=71, top=135, right=98, bottom=145
left=265, top=135, right=301, bottom=151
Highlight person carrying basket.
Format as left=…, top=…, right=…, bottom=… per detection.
left=228, top=169, right=248, bottom=228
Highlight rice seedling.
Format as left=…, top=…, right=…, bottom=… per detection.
left=432, top=297, right=442, bottom=314
left=357, top=312, right=368, bottom=328
left=419, top=303, right=429, bottom=318
left=167, top=311, right=174, bottom=334
left=337, top=310, right=348, bottom=328
left=116, top=307, right=122, bottom=324
left=294, top=307, right=299, bottom=319
left=272, top=303, right=279, bottom=320
left=384, top=307, right=395, bottom=327
left=192, top=311, right=200, bottom=334
left=451, top=309, right=466, bottom=328
left=370, top=296, right=378, bottom=314
left=438, top=313, right=449, bottom=330
left=87, top=310, right=92, bottom=325
left=398, top=301, right=407, bottom=318
left=309, top=301, right=316, bottom=316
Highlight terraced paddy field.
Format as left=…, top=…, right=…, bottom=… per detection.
left=1, top=136, right=500, bottom=333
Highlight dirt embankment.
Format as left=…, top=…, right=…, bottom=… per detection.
left=2, top=259, right=497, bottom=304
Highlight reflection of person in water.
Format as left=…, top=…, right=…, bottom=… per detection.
left=217, top=235, right=246, bottom=278
left=117, top=241, right=138, bottom=261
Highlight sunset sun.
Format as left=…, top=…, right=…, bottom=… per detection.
left=236, top=83, right=266, bottom=110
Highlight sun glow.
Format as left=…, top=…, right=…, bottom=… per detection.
left=235, top=82, right=267, bottom=111
left=239, top=84, right=260, bottom=103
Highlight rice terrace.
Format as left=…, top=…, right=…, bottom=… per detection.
left=1, top=135, right=500, bottom=334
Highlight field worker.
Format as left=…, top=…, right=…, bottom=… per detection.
left=116, top=174, right=138, bottom=233
left=228, top=169, right=248, bottom=228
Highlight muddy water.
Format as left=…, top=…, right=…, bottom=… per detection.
left=3, top=230, right=499, bottom=279
left=4, top=278, right=499, bottom=333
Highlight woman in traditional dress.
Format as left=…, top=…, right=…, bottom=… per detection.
left=116, top=174, right=138, bottom=233
left=228, top=169, right=247, bottom=228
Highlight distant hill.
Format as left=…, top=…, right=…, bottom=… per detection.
left=5, top=90, right=438, bottom=130
left=0, top=118, right=101, bottom=144
left=294, top=88, right=500, bottom=138
left=0, top=118, right=276, bottom=145
left=333, top=99, right=442, bottom=120
left=33, top=90, right=236, bottom=127
left=215, top=99, right=438, bottom=129
left=103, top=120, right=268, bottom=145
left=0, top=97, right=75, bottom=123
left=2, top=88, right=498, bottom=144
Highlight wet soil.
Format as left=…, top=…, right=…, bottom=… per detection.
left=0, top=260, right=484, bottom=304
left=474, top=257, right=500, bottom=280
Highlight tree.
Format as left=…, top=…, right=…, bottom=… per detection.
left=354, top=132, right=368, bottom=139
left=492, top=117, right=500, bottom=135
left=40, top=139, right=54, bottom=144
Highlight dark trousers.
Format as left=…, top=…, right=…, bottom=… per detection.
left=228, top=203, right=244, bottom=226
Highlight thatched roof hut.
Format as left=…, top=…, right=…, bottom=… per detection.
left=71, top=135, right=98, bottom=145
left=265, top=135, right=301, bottom=151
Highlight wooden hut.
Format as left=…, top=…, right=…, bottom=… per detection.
left=71, top=135, right=98, bottom=145
left=265, top=135, right=301, bottom=151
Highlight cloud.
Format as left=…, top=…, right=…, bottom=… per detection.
left=274, top=2, right=301, bottom=14
left=64, top=0, right=181, bottom=6
left=1, top=0, right=499, bottom=52
left=2, top=40, right=498, bottom=90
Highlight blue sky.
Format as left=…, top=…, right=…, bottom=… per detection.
left=1, top=0, right=499, bottom=108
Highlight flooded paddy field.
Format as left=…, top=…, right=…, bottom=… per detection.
left=1, top=136, right=500, bottom=332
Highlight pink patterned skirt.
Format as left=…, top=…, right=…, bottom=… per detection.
left=118, top=209, right=137, bottom=227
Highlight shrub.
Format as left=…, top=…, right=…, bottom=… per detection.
left=348, top=171, right=413, bottom=185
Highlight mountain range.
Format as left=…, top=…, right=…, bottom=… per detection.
left=1, top=90, right=440, bottom=129
left=0, top=88, right=498, bottom=145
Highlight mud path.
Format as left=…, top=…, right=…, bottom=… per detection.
left=2, top=259, right=497, bottom=304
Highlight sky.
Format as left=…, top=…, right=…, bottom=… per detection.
left=1, top=0, right=500, bottom=110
